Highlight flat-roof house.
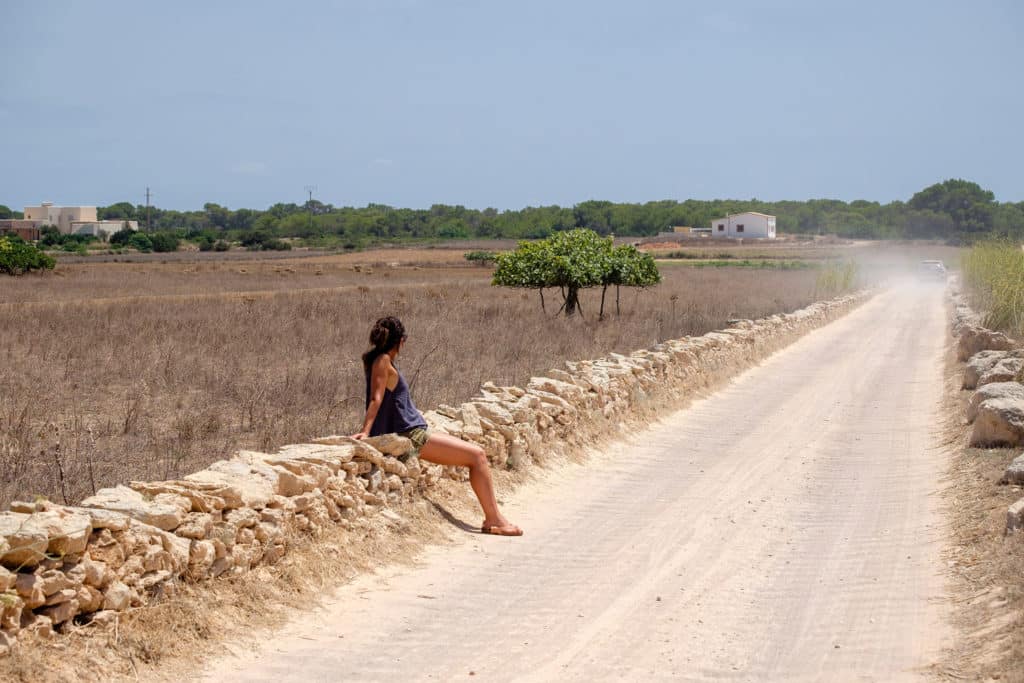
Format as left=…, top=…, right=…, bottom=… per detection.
left=24, top=203, right=97, bottom=234
left=710, top=212, right=776, bottom=239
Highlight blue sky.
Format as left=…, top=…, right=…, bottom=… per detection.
left=2, top=0, right=1021, bottom=210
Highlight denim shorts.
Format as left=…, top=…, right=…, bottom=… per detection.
left=398, top=427, right=430, bottom=457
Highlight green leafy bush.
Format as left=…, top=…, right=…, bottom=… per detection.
left=464, top=250, right=498, bottom=266
left=128, top=233, right=153, bottom=252
left=150, top=233, right=180, bottom=253
left=110, top=227, right=135, bottom=246
left=213, top=240, right=230, bottom=252
left=0, top=236, right=56, bottom=275
left=261, top=238, right=292, bottom=251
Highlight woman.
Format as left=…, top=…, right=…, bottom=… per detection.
left=351, top=316, right=523, bottom=537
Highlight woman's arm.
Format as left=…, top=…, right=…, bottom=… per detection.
left=351, top=355, right=390, bottom=439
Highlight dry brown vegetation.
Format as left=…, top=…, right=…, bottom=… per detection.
left=0, top=248, right=827, bottom=508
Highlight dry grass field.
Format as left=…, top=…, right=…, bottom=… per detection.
left=0, top=247, right=830, bottom=507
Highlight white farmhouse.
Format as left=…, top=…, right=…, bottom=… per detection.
left=710, top=212, right=776, bottom=239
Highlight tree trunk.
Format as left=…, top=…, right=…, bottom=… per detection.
left=599, top=285, right=608, bottom=320
left=616, top=285, right=621, bottom=316
left=539, top=288, right=546, bottom=313
left=565, top=285, right=580, bottom=316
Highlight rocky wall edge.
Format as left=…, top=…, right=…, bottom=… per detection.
left=947, top=279, right=1024, bottom=533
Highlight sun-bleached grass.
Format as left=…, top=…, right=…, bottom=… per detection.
left=962, top=240, right=1024, bottom=336
left=0, top=251, right=822, bottom=507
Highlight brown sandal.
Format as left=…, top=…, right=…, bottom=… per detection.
left=481, top=523, right=523, bottom=537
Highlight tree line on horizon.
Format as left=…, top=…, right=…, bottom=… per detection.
left=1, top=179, right=1021, bottom=245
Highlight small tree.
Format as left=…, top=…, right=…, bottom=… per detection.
left=493, top=229, right=660, bottom=317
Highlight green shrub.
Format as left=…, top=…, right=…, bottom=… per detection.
left=464, top=250, right=498, bottom=266
left=198, top=238, right=213, bottom=252
left=128, top=233, right=153, bottom=252
left=0, top=236, right=56, bottom=275
left=150, top=233, right=180, bottom=253
left=261, top=238, right=292, bottom=251
left=213, top=240, right=230, bottom=252
left=110, top=228, right=135, bottom=246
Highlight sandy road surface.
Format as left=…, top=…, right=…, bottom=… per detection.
left=203, top=284, right=950, bottom=682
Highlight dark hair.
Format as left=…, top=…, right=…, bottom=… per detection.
left=362, top=316, right=406, bottom=374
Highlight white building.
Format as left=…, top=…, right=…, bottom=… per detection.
left=23, top=203, right=135, bottom=240
left=710, top=212, right=776, bottom=239
left=72, top=220, right=138, bottom=239
left=24, top=202, right=97, bottom=234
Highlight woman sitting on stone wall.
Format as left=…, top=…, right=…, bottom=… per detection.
left=351, top=316, right=523, bottom=537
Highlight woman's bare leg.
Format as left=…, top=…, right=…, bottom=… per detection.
left=419, top=432, right=521, bottom=535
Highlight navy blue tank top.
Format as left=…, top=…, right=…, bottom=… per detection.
left=366, top=368, right=427, bottom=436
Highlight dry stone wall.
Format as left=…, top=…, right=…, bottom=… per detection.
left=0, top=292, right=866, bottom=654
left=950, top=283, right=1024, bottom=534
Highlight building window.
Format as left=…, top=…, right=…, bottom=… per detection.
left=737, top=225, right=744, bottom=232
left=718, top=224, right=724, bottom=231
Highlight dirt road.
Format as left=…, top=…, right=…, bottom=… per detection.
left=203, top=284, right=951, bottom=682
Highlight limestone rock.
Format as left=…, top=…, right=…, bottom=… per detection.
left=979, top=357, right=1024, bottom=388
left=82, top=557, right=112, bottom=589
left=958, top=324, right=1015, bottom=361
left=15, top=573, right=45, bottom=609
left=39, top=598, right=78, bottom=625
left=361, top=434, right=414, bottom=456
left=968, top=382, right=1024, bottom=423
left=971, top=397, right=1024, bottom=447
left=225, top=508, right=259, bottom=529
left=43, top=587, right=77, bottom=607
left=81, top=486, right=187, bottom=531
left=460, top=403, right=484, bottom=438
left=87, top=530, right=126, bottom=570
left=38, top=569, right=79, bottom=596
left=130, top=481, right=227, bottom=513
left=188, top=540, right=216, bottom=578
left=963, top=350, right=1009, bottom=390
left=102, top=581, right=132, bottom=611
left=78, top=507, right=131, bottom=532
left=277, top=443, right=355, bottom=468
left=186, top=459, right=277, bottom=509
left=1001, top=453, right=1024, bottom=485
left=421, top=410, right=464, bottom=435
left=0, top=512, right=49, bottom=569
left=473, top=401, right=514, bottom=426
left=76, top=584, right=104, bottom=612
left=175, top=512, right=214, bottom=540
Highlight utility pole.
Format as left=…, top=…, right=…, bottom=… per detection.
left=304, top=184, right=317, bottom=233
left=145, top=187, right=152, bottom=232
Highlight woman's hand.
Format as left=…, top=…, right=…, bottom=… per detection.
left=350, top=431, right=368, bottom=440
